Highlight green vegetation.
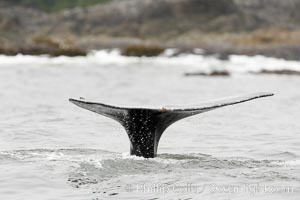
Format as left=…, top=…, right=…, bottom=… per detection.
left=0, top=47, right=18, bottom=56
left=3, top=0, right=111, bottom=12
left=29, top=36, right=87, bottom=56
left=122, top=45, right=165, bottom=57
left=0, top=36, right=87, bottom=57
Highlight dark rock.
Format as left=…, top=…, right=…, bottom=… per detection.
left=252, top=69, right=300, bottom=76
left=121, top=44, right=164, bottom=57
left=185, top=70, right=230, bottom=77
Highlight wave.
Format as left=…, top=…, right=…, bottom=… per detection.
left=1, top=49, right=300, bottom=74
left=1, top=149, right=299, bottom=190
left=1, top=148, right=298, bottom=169
left=268, top=151, right=298, bottom=159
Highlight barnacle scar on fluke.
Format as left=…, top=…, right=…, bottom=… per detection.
left=69, top=93, right=273, bottom=158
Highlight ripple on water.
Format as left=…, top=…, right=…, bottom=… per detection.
left=1, top=149, right=299, bottom=191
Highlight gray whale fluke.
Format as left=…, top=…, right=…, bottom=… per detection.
left=69, top=92, right=273, bottom=158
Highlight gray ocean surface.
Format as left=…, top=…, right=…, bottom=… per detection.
left=0, top=50, right=299, bottom=199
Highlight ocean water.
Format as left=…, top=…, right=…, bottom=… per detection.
left=0, top=50, right=299, bottom=199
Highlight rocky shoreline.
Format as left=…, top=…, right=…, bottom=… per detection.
left=1, top=0, right=300, bottom=60
left=1, top=39, right=300, bottom=61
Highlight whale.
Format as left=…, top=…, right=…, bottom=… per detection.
left=69, top=92, right=273, bottom=158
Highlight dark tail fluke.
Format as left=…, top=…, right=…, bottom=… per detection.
left=69, top=98, right=128, bottom=124
left=69, top=92, right=273, bottom=158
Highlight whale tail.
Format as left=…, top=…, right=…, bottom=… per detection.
left=69, top=92, right=273, bottom=158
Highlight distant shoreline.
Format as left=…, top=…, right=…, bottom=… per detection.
left=1, top=49, right=300, bottom=77
left=1, top=40, right=300, bottom=61
left=1, top=0, right=300, bottom=60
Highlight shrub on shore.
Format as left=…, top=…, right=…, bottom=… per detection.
left=121, top=45, right=164, bottom=57
left=0, top=36, right=87, bottom=57
left=0, top=47, right=18, bottom=56
left=30, top=36, right=87, bottom=56
left=17, top=46, right=87, bottom=57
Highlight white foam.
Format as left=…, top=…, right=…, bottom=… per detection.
left=1, top=49, right=300, bottom=74
left=121, top=152, right=147, bottom=160
left=282, top=160, right=300, bottom=166
left=227, top=55, right=300, bottom=73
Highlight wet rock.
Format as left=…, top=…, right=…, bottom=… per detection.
left=0, top=47, right=18, bottom=56
left=121, top=44, right=164, bottom=57
left=19, top=37, right=88, bottom=57
left=185, top=70, right=230, bottom=77
left=252, top=69, right=300, bottom=76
